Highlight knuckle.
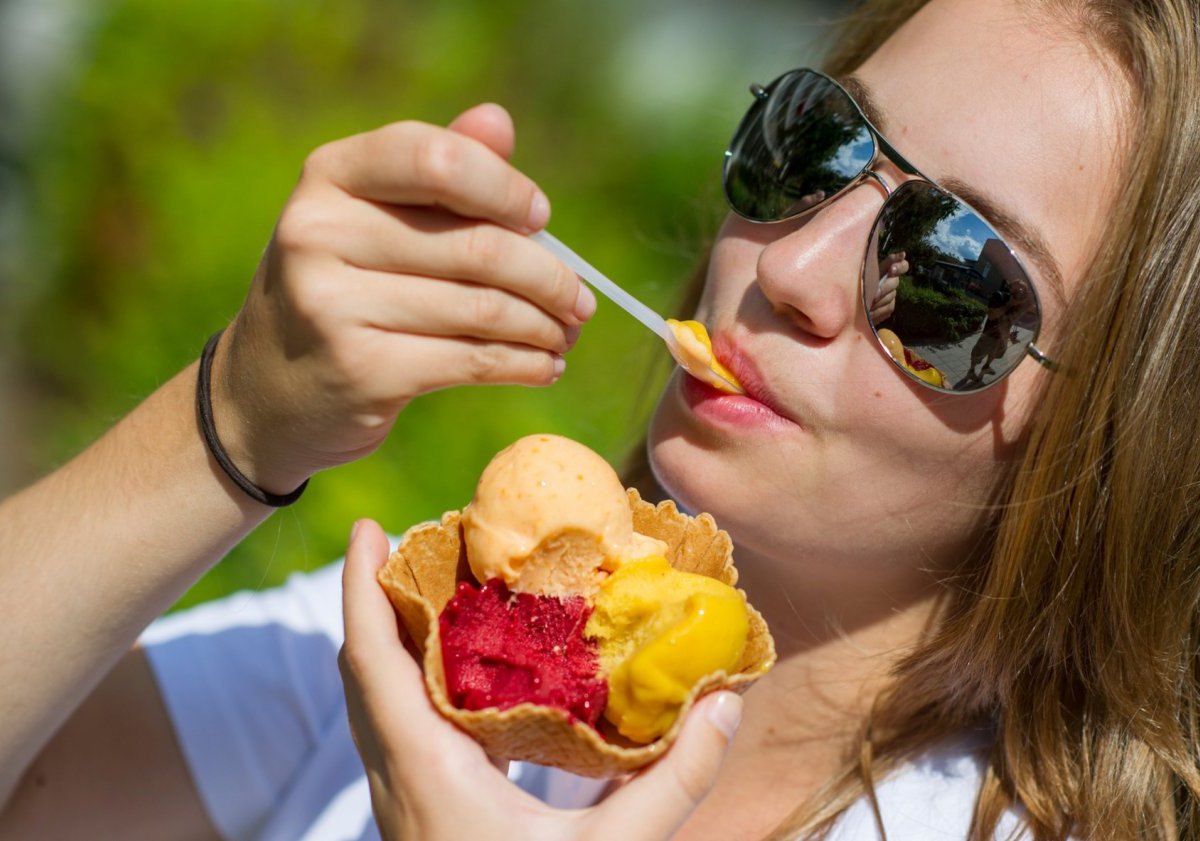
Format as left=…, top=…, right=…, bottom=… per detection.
left=542, top=321, right=570, bottom=353
left=505, top=177, right=538, bottom=221
left=275, top=200, right=336, bottom=255
left=326, top=339, right=369, bottom=389
left=669, top=763, right=712, bottom=810
left=536, top=353, right=559, bottom=384
left=337, top=643, right=363, bottom=682
left=300, top=141, right=338, bottom=183
left=288, top=275, right=341, bottom=329
left=464, top=344, right=503, bottom=382
left=412, top=130, right=461, bottom=192
left=549, top=263, right=578, bottom=313
left=468, top=288, right=505, bottom=328
left=462, top=225, right=504, bottom=272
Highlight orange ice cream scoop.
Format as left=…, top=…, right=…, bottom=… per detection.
left=461, top=434, right=665, bottom=598
left=586, top=555, right=749, bottom=743
left=666, top=319, right=745, bottom=394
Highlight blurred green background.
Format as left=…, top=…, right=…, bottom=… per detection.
left=0, top=0, right=839, bottom=610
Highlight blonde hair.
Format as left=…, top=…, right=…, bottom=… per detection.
left=749, top=1, right=1200, bottom=838
left=621, top=0, right=1200, bottom=837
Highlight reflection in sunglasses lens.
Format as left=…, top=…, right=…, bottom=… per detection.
left=725, top=71, right=875, bottom=221
left=864, top=182, right=1038, bottom=391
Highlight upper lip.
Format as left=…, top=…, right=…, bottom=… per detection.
left=709, top=333, right=801, bottom=426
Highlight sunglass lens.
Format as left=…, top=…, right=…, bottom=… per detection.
left=725, top=70, right=876, bottom=222
left=863, top=181, right=1040, bottom=391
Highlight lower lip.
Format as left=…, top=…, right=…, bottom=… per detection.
left=680, top=374, right=797, bottom=432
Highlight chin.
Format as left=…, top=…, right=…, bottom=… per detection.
left=648, top=391, right=764, bottom=548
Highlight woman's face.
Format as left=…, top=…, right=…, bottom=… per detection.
left=648, top=0, right=1126, bottom=596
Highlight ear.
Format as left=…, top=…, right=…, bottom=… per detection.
left=447, top=103, right=516, bottom=160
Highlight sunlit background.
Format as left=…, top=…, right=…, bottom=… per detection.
left=1, top=0, right=841, bottom=609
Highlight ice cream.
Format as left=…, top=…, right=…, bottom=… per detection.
left=453, top=434, right=748, bottom=744
left=439, top=578, right=607, bottom=725
left=587, top=555, right=749, bottom=742
left=876, top=327, right=946, bottom=388
left=461, top=434, right=665, bottom=597
left=377, top=435, right=777, bottom=777
left=666, top=319, right=745, bottom=394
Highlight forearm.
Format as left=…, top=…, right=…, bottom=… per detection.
left=0, top=360, right=274, bottom=802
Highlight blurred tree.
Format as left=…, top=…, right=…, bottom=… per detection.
left=6, top=0, right=841, bottom=608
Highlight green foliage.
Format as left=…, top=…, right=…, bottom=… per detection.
left=13, top=0, right=830, bottom=609
left=892, top=275, right=987, bottom=342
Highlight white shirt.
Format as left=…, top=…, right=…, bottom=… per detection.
left=139, top=561, right=1028, bottom=841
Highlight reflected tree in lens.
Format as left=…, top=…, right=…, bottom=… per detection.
left=879, top=185, right=989, bottom=352
left=726, top=75, right=872, bottom=220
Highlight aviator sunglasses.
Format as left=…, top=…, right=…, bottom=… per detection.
left=723, top=68, right=1057, bottom=393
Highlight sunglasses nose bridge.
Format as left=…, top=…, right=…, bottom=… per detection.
left=861, top=168, right=895, bottom=197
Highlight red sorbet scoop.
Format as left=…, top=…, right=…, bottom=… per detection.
left=438, top=579, right=608, bottom=727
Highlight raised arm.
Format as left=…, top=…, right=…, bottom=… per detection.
left=0, top=103, right=593, bottom=811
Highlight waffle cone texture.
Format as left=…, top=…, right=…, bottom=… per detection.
left=378, top=488, right=777, bottom=778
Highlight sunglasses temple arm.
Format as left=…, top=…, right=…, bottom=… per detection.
left=1026, top=342, right=1059, bottom=371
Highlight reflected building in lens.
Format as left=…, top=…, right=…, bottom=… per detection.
left=927, top=238, right=1022, bottom=302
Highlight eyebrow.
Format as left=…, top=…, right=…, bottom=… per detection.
left=840, top=74, right=1067, bottom=307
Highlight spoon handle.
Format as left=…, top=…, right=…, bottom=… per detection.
left=530, top=230, right=674, bottom=344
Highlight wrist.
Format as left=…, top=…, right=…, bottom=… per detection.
left=202, top=328, right=311, bottom=503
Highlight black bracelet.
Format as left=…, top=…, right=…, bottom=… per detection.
left=197, top=329, right=309, bottom=507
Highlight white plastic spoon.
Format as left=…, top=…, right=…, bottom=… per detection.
left=531, top=230, right=745, bottom=395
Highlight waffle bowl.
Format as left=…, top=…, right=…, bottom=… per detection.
left=378, top=488, right=776, bottom=778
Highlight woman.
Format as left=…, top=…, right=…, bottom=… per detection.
left=2, top=0, right=1196, bottom=838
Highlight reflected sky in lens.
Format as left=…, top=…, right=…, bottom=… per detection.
left=929, top=206, right=992, bottom=262
left=829, top=132, right=873, bottom=179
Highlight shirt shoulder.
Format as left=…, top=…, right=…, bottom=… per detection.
left=140, top=561, right=360, bottom=841
left=830, top=735, right=1029, bottom=841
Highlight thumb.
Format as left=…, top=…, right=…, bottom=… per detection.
left=588, top=692, right=742, bottom=840
left=447, top=102, right=516, bottom=160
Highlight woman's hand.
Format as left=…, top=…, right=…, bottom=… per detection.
left=340, top=520, right=743, bottom=841
left=211, top=104, right=595, bottom=494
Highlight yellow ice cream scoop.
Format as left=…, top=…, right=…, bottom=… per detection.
left=666, top=320, right=745, bottom=395
left=586, top=555, right=749, bottom=743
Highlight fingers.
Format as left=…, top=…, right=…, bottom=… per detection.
left=307, top=119, right=549, bottom=234
left=322, top=201, right=592, bottom=325
left=366, top=335, right=568, bottom=396
left=341, top=519, right=400, bottom=659
left=340, top=520, right=443, bottom=737
left=588, top=692, right=742, bottom=840
left=872, top=274, right=899, bottom=312
left=348, top=271, right=576, bottom=354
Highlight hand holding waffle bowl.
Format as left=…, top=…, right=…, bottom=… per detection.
left=340, top=435, right=775, bottom=839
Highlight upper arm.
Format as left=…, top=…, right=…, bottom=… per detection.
left=0, top=648, right=221, bottom=841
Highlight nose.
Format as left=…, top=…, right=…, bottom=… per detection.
left=752, top=178, right=889, bottom=340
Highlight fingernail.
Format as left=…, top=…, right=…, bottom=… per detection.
left=552, top=355, right=567, bottom=379
left=706, top=692, right=743, bottom=740
left=349, top=519, right=363, bottom=544
left=565, top=324, right=583, bottom=348
left=528, top=189, right=551, bottom=231
left=574, top=283, right=597, bottom=321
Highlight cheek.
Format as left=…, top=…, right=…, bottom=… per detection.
left=647, top=374, right=1022, bottom=572
left=694, top=236, right=754, bottom=316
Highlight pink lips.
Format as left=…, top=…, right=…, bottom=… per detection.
left=681, top=335, right=800, bottom=431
